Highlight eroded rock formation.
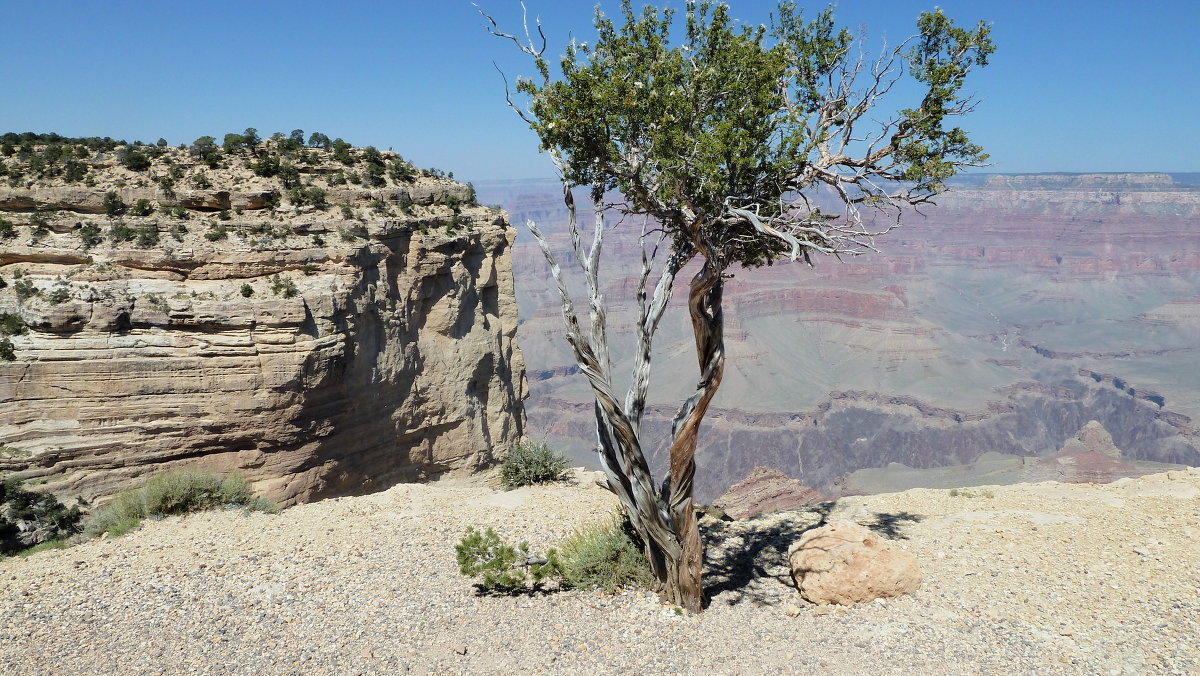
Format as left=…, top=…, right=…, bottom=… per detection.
left=0, top=139, right=526, bottom=505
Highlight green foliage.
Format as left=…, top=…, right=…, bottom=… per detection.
left=83, top=472, right=278, bottom=539
left=558, top=514, right=654, bottom=592
left=217, top=209, right=232, bottom=221
left=191, top=171, right=213, bottom=189
left=511, top=0, right=993, bottom=266
left=240, top=283, right=254, bottom=298
left=107, top=221, right=135, bottom=243
left=0, top=313, right=27, bottom=336
left=204, top=223, right=228, bottom=241
left=339, top=204, right=355, bottom=220
left=134, top=223, right=160, bottom=248
left=250, top=154, right=280, bottom=178
left=1, top=477, right=83, bottom=555
left=387, top=157, right=417, bottom=183
left=119, top=147, right=151, bottom=171
left=307, top=132, right=330, bottom=149
left=63, top=159, right=88, bottom=183
left=103, top=191, right=125, bottom=217
left=500, top=441, right=569, bottom=489
left=287, top=185, right=327, bottom=207
left=455, top=526, right=562, bottom=591
left=222, top=133, right=246, bottom=154
left=0, top=338, right=14, bottom=361
left=13, top=277, right=38, bottom=301
left=47, top=284, right=71, bottom=305
left=130, top=198, right=155, bottom=217
left=78, top=223, right=103, bottom=248
left=269, top=274, right=298, bottom=298
left=331, top=138, right=354, bottom=165
left=0, top=219, right=14, bottom=239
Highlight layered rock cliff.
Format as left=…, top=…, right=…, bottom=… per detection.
left=0, top=135, right=526, bottom=505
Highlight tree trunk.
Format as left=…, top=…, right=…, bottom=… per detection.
left=659, top=259, right=726, bottom=612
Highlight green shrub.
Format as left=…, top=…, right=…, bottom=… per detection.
left=455, top=526, right=561, bottom=591
left=204, top=223, right=228, bottom=241
left=79, top=223, right=103, bottom=248
left=557, top=514, right=654, bottom=593
left=130, top=198, right=155, bottom=217
left=47, top=285, right=71, bottom=304
left=269, top=274, right=297, bottom=298
left=0, top=313, right=26, bottom=336
left=134, top=223, right=159, bottom=248
left=500, top=441, right=569, bottom=489
left=119, top=148, right=151, bottom=171
left=0, top=337, right=14, bottom=361
left=83, top=472, right=277, bottom=538
left=0, top=218, right=14, bottom=239
left=108, top=221, right=135, bottom=243
left=217, top=209, right=231, bottom=221
left=103, top=191, right=125, bottom=217
left=13, top=277, right=38, bottom=301
left=240, top=283, right=254, bottom=297
left=191, top=172, right=213, bottom=189
left=1, top=477, right=83, bottom=555
left=63, top=159, right=87, bottom=183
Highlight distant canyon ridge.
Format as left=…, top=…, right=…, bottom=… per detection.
left=476, top=172, right=1200, bottom=501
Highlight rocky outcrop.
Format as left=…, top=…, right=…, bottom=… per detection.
left=714, top=466, right=829, bottom=519
left=0, top=140, right=526, bottom=505
left=787, top=521, right=922, bottom=606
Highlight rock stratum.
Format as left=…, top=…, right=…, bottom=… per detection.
left=478, top=172, right=1200, bottom=501
left=0, top=135, right=526, bottom=505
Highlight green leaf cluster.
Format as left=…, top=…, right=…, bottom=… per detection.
left=516, top=0, right=993, bottom=267
left=455, top=526, right=562, bottom=590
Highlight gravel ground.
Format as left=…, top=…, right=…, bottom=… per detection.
left=2, top=467, right=1198, bottom=675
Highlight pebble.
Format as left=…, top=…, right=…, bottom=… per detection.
left=1, top=469, right=1197, bottom=675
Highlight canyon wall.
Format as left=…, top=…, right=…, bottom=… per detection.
left=0, top=140, right=526, bottom=505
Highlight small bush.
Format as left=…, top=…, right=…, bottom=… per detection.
left=269, top=274, right=297, bottom=298
left=79, top=223, right=103, bottom=248
left=0, top=218, right=15, bottom=239
left=103, top=191, right=125, bottom=217
left=204, top=223, right=228, bottom=241
left=1, top=477, right=83, bottom=555
left=13, top=277, right=38, bottom=301
left=47, top=285, right=71, bottom=305
left=130, top=198, right=155, bottom=217
left=0, top=337, right=14, bottom=361
left=557, top=514, right=654, bottom=593
left=0, top=313, right=26, bottom=336
left=134, top=223, right=160, bottom=248
left=83, top=472, right=277, bottom=538
left=108, top=221, right=135, bottom=243
left=455, top=526, right=561, bottom=591
left=500, top=441, right=569, bottom=489
left=240, top=283, right=254, bottom=297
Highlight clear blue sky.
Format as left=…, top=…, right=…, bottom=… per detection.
left=2, top=1, right=1196, bottom=180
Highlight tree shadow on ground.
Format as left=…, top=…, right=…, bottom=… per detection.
left=701, top=502, right=924, bottom=608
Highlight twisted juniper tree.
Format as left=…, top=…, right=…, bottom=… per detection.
left=483, top=0, right=993, bottom=611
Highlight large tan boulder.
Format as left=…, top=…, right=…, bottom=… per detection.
left=788, top=521, right=921, bottom=605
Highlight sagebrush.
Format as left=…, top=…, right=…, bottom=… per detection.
left=500, top=441, right=568, bottom=489
left=84, top=472, right=277, bottom=538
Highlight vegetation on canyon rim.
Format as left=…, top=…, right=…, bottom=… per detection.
left=0, top=472, right=277, bottom=556
left=483, top=0, right=994, bottom=611
left=0, top=129, right=478, bottom=257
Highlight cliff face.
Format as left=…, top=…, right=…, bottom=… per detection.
left=0, top=139, right=526, bottom=505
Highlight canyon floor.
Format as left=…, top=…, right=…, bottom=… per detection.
left=2, top=468, right=1198, bottom=676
